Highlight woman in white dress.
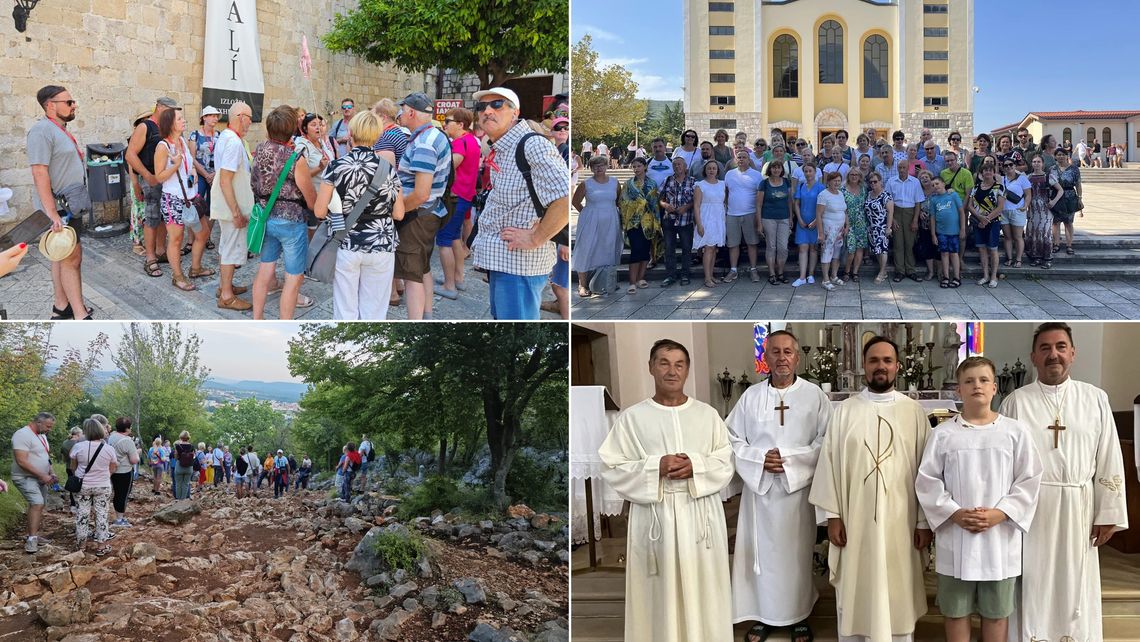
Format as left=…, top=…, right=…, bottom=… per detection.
left=692, top=160, right=727, bottom=288
left=571, top=155, right=621, bottom=296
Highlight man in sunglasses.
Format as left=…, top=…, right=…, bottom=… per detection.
left=470, top=87, right=569, bottom=320
left=27, top=85, right=91, bottom=319
left=1014, top=127, right=1038, bottom=173
left=330, top=98, right=355, bottom=159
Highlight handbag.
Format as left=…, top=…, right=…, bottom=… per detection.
left=305, top=157, right=393, bottom=282
left=65, top=442, right=105, bottom=493
left=248, top=150, right=301, bottom=254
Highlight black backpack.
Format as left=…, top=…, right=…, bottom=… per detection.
left=176, top=444, right=195, bottom=468
left=516, top=132, right=570, bottom=247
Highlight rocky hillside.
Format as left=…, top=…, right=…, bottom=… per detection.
left=0, top=478, right=568, bottom=641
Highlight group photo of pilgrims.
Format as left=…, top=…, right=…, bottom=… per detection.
left=568, top=320, right=1139, bottom=642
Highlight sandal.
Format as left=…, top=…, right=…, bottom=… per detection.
left=577, top=286, right=592, bottom=298
left=143, top=260, right=163, bottom=277
left=767, top=275, right=778, bottom=285
left=873, top=274, right=887, bottom=284
left=637, top=279, right=649, bottom=289
left=1066, top=247, right=1075, bottom=255
left=791, top=621, right=814, bottom=642
left=1003, top=259, right=1013, bottom=267
left=189, top=267, right=216, bottom=279
left=1041, top=261, right=1052, bottom=269
left=296, top=294, right=315, bottom=308
left=704, top=279, right=717, bottom=288
left=1013, top=260, right=1022, bottom=268
left=745, top=623, right=773, bottom=642
left=950, top=279, right=961, bottom=288
left=1052, top=245, right=1061, bottom=254
left=50, top=303, right=93, bottom=320
left=155, top=252, right=170, bottom=264
left=171, top=275, right=197, bottom=292
left=940, top=278, right=950, bottom=288
left=627, top=285, right=638, bottom=294
left=850, top=274, right=860, bottom=283
left=180, top=244, right=192, bottom=256
left=131, top=244, right=146, bottom=256
left=94, top=545, right=111, bottom=557
left=892, top=274, right=904, bottom=283
left=779, top=275, right=789, bottom=284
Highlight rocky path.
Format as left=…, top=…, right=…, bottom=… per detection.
left=0, top=480, right=568, bottom=641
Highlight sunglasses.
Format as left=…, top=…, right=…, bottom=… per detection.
left=1002, top=163, right=1015, bottom=168
left=950, top=137, right=961, bottom=142
left=893, top=138, right=904, bottom=142
left=341, top=105, right=353, bottom=110
left=475, top=99, right=508, bottom=112
left=869, top=179, right=881, bottom=184
left=51, top=99, right=77, bottom=107
left=443, top=118, right=456, bottom=125
left=552, top=124, right=568, bottom=132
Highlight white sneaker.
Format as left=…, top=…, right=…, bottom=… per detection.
left=833, top=277, right=845, bottom=285
left=822, top=281, right=836, bottom=291
left=806, top=276, right=815, bottom=284
left=792, top=278, right=806, bottom=287
left=24, top=537, right=37, bottom=554
left=988, top=279, right=999, bottom=288
left=976, top=276, right=990, bottom=286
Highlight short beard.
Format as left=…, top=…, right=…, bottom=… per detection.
left=58, top=112, right=76, bottom=123
left=866, top=374, right=895, bottom=393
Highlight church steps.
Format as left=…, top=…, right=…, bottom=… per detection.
left=580, top=168, right=1140, bottom=184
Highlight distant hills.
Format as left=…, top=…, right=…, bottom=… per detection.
left=74, top=370, right=308, bottom=403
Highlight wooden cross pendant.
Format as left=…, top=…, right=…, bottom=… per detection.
left=1047, top=420, right=1066, bottom=448
left=774, top=400, right=790, bottom=426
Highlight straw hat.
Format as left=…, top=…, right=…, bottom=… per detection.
left=38, top=226, right=77, bottom=262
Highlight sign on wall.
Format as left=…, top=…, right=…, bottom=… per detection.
left=202, top=0, right=266, bottom=122
left=434, top=99, right=463, bottom=124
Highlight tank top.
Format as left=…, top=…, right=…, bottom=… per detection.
left=139, top=119, right=161, bottom=174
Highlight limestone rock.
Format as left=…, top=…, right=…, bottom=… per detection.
left=125, top=556, right=157, bottom=579
left=38, top=588, right=91, bottom=627
left=369, top=608, right=414, bottom=640
left=129, top=542, right=172, bottom=561
left=452, top=578, right=486, bottom=604
left=521, top=550, right=544, bottom=566
left=479, top=520, right=494, bottom=532
left=530, top=514, right=552, bottom=529
left=343, top=517, right=368, bottom=533
left=153, top=500, right=200, bottom=525
left=39, top=568, right=76, bottom=594
left=456, top=524, right=480, bottom=539
left=335, top=617, right=358, bottom=641
left=506, top=504, right=535, bottom=519
left=497, top=532, right=534, bottom=553
left=468, top=622, right=527, bottom=642
left=389, top=581, right=418, bottom=599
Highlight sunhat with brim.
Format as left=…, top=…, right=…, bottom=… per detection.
left=39, top=226, right=77, bottom=262
left=133, top=110, right=153, bottom=127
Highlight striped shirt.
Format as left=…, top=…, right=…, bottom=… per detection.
left=397, top=124, right=450, bottom=218
left=372, top=126, right=408, bottom=169
left=473, top=120, right=569, bottom=276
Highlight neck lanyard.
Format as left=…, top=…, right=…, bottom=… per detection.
left=48, top=117, right=83, bottom=164
left=167, top=138, right=189, bottom=178
left=1038, top=380, right=1069, bottom=424
left=28, top=426, right=49, bottom=459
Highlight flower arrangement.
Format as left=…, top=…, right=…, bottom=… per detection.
left=807, top=348, right=838, bottom=387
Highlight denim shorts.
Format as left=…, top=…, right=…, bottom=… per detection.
left=550, top=253, right=569, bottom=289
left=436, top=198, right=471, bottom=246
left=488, top=271, right=547, bottom=320
left=974, top=220, right=1002, bottom=249
left=937, top=233, right=960, bottom=254
left=260, top=218, right=309, bottom=275
left=1000, top=208, right=1027, bottom=227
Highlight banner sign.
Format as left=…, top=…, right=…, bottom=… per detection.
left=434, top=99, right=463, bottom=124
left=202, top=0, right=266, bottom=122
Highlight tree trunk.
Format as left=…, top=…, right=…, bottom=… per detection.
left=484, top=385, right=519, bottom=511
left=437, top=436, right=447, bottom=476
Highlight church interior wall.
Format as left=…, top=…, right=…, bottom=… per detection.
left=1100, top=324, right=1140, bottom=411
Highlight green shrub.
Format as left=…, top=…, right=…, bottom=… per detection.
left=372, top=530, right=428, bottom=574
left=0, top=460, right=68, bottom=538
left=383, top=476, right=409, bottom=496
left=505, top=453, right=566, bottom=512
left=396, top=476, right=497, bottom=522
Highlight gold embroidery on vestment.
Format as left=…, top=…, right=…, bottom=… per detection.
left=863, top=415, right=895, bottom=522
left=1099, top=475, right=1123, bottom=494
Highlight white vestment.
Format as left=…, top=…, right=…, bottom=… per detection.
left=809, top=390, right=931, bottom=642
left=598, top=397, right=736, bottom=642
left=726, top=378, right=831, bottom=626
left=1000, top=379, right=1129, bottom=642
left=916, top=415, right=1043, bottom=581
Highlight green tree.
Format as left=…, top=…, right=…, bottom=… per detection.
left=323, top=0, right=567, bottom=89
left=571, top=35, right=648, bottom=142
left=646, top=101, right=686, bottom=147
left=209, top=398, right=287, bottom=454
left=288, top=323, right=567, bottom=510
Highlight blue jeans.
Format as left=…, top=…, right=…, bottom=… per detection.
left=488, top=271, right=547, bottom=320
left=259, top=218, right=309, bottom=275
left=339, top=472, right=353, bottom=502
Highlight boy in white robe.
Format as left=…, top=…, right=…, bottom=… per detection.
left=999, top=322, right=1129, bottom=642
left=809, top=336, right=932, bottom=642
left=916, top=356, right=1043, bottom=642
left=727, top=330, right=830, bottom=642
left=598, top=338, right=736, bottom=642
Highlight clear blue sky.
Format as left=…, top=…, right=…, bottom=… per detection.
left=572, top=0, right=1140, bottom=132
left=47, top=322, right=308, bottom=382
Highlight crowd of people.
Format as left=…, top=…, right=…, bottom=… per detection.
left=572, top=126, right=1088, bottom=296
left=5, top=411, right=363, bottom=557
left=22, top=85, right=570, bottom=320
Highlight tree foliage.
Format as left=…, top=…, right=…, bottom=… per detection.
left=571, top=36, right=648, bottom=141
left=288, top=323, right=567, bottom=510
left=323, top=0, right=568, bottom=89
left=100, top=324, right=210, bottom=446
left=645, top=101, right=686, bottom=147
left=0, top=324, right=107, bottom=458
left=209, top=398, right=288, bottom=454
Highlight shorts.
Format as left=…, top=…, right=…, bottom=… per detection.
left=550, top=252, right=569, bottom=289
left=142, top=182, right=164, bottom=228
left=936, top=574, right=1017, bottom=619
left=819, top=223, right=844, bottom=263
left=233, top=473, right=246, bottom=484
left=1000, top=208, right=1027, bottom=227
left=394, top=210, right=445, bottom=281
left=937, top=233, right=960, bottom=253
left=974, top=220, right=1002, bottom=249
left=435, top=198, right=471, bottom=246
left=12, top=475, right=48, bottom=505
left=217, top=219, right=248, bottom=266
left=304, top=209, right=320, bottom=230
left=726, top=214, right=760, bottom=247
left=259, top=218, right=309, bottom=275
left=160, top=192, right=190, bottom=227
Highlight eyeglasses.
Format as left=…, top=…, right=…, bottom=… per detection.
left=868, top=179, right=881, bottom=184
left=50, top=99, right=77, bottom=107
left=1002, top=163, right=1015, bottom=168
left=950, top=137, right=961, bottom=142
left=341, top=105, right=354, bottom=110
left=474, top=99, right=508, bottom=112
left=443, top=118, right=456, bottom=125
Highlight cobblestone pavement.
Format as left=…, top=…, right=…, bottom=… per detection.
left=0, top=225, right=560, bottom=320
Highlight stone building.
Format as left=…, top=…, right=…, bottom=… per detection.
left=683, top=0, right=974, bottom=146
left=991, top=110, right=1140, bottom=163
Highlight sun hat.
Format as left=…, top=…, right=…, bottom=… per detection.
left=38, top=226, right=77, bottom=262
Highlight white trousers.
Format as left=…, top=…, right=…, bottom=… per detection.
left=332, top=250, right=395, bottom=320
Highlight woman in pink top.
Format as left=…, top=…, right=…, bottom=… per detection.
left=69, top=417, right=118, bottom=556
left=435, top=108, right=481, bottom=297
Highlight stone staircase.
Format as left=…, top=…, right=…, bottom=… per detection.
left=1080, top=167, right=1140, bottom=183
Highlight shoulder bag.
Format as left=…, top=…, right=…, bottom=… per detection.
left=305, top=157, right=392, bottom=283
left=65, top=441, right=105, bottom=493
left=167, top=140, right=205, bottom=233
left=248, top=150, right=301, bottom=254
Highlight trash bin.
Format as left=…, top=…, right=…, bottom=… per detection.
left=86, top=142, right=126, bottom=203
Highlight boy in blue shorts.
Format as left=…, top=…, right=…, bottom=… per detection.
left=928, top=176, right=965, bottom=287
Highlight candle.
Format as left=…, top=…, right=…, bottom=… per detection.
left=819, top=329, right=825, bottom=346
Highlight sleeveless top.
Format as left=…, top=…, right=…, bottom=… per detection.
left=139, top=119, right=161, bottom=174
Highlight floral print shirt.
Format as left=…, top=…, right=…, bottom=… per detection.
left=321, top=146, right=400, bottom=254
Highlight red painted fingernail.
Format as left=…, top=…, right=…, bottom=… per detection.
left=18, top=243, right=27, bottom=249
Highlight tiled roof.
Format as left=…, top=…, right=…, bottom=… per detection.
left=1028, top=110, right=1140, bottom=120
left=990, top=121, right=1023, bottom=134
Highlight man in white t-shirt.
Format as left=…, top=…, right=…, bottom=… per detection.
left=211, top=102, right=254, bottom=311
left=724, top=149, right=764, bottom=283
left=11, top=412, right=58, bottom=553
left=596, top=141, right=609, bottom=161
left=645, top=138, right=674, bottom=187
left=581, top=139, right=593, bottom=163
left=243, top=447, right=261, bottom=496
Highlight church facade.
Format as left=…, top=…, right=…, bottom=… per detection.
left=683, top=0, right=974, bottom=145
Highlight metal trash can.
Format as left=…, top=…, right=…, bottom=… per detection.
left=86, top=143, right=126, bottom=202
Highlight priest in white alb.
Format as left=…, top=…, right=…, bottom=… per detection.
left=809, top=336, right=932, bottom=642
left=999, top=322, right=1129, bottom=642
left=598, top=338, right=736, bottom=641
left=727, top=330, right=831, bottom=642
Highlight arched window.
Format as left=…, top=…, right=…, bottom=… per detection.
left=1102, top=127, right=1112, bottom=145
left=819, top=20, right=843, bottom=84
left=1087, top=127, right=1096, bottom=144
left=773, top=34, right=799, bottom=98
left=863, top=35, right=888, bottom=98
left=1062, top=128, right=1072, bottom=145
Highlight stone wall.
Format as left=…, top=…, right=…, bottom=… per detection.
left=899, top=112, right=974, bottom=144
left=0, top=0, right=425, bottom=224
left=686, top=112, right=765, bottom=142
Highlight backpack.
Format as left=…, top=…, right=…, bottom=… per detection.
left=516, top=132, right=570, bottom=246
left=177, top=444, right=195, bottom=468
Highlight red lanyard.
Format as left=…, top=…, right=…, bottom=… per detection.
left=48, top=117, right=83, bottom=164
left=168, top=138, right=190, bottom=177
